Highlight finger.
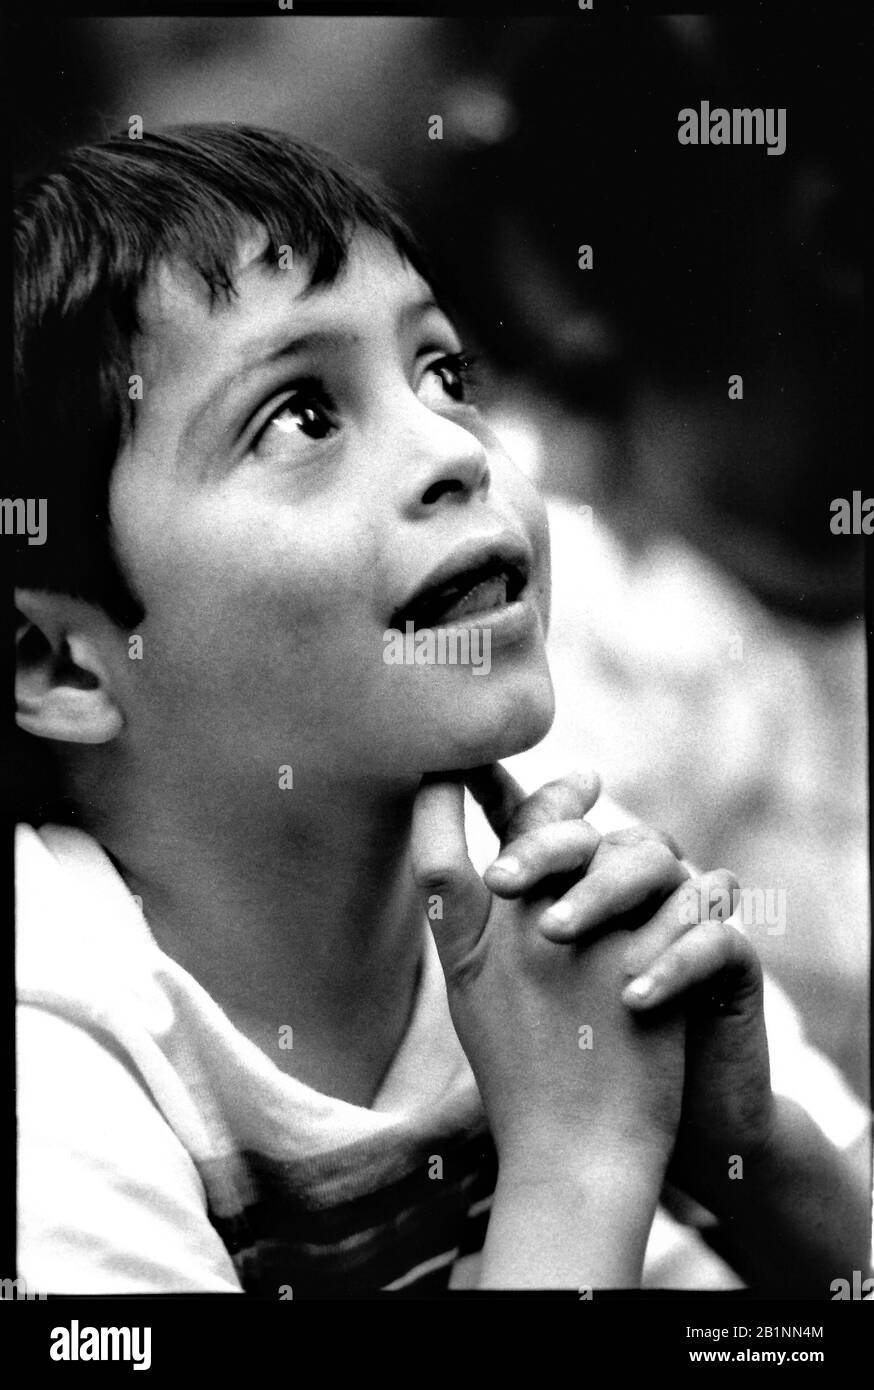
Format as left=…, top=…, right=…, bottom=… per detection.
left=654, top=828, right=685, bottom=860
left=499, top=769, right=602, bottom=844
left=463, top=763, right=529, bottom=843
left=601, top=824, right=683, bottom=857
left=621, top=870, right=740, bottom=980
left=410, top=775, right=491, bottom=977
left=621, top=917, right=757, bottom=1011
left=483, top=819, right=601, bottom=896
left=538, top=836, right=689, bottom=942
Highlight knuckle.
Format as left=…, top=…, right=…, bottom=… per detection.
left=710, top=919, right=742, bottom=960
left=605, top=823, right=682, bottom=861
left=412, top=865, right=457, bottom=895
left=676, top=921, right=717, bottom=965
left=706, top=867, right=740, bottom=898
left=654, top=827, right=684, bottom=859
left=675, top=879, right=703, bottom=921
left=556, top=820, right=599, bottom=859
left=715, top=867, right=740, bottom=891
left=573, top=818, right=601, bottom=849
left=444, top=947, right=485, bottom=993
left=694, top=871, right=737, bottom=920
left=603, top=825, right=645, bottom=847
left=528, top=823, right=564, bottom=851
left=640, top=838, right=684, bottom=879
left=536, top=781, right=580, bottom=820
left=724, top=917, right=753, bottom=955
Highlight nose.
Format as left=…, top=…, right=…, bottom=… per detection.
left=398, top=408, right=491, bottom=518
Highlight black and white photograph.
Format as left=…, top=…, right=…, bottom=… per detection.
left=3, top=0, right=871, bottom=1361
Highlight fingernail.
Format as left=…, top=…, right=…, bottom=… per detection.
left=489, top=855, right=521, bottom=878
left=624, top=975, right=654, bottom=1000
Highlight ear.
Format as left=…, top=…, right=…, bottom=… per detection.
left=15, top=589, right=125, bottom=745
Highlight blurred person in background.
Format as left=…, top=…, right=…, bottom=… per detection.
left=409, top=13, right=869, bottom=1100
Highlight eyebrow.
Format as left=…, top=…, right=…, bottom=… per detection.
left=177, top=293, right=445, bottom=463
left=251, top=295, right=443, bottom=371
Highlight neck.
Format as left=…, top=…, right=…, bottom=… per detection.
left=87, top=765, right=427, bottom=1106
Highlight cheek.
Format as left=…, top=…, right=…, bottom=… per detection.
left=494, top=460, right=552, bottom=623
left=118, top=496, right=379, bottom=711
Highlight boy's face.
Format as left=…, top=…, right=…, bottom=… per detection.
left=106, top=229, right=554, bottom=794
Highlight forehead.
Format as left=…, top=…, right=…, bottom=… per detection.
left=133, top=228, right=436, bottom=375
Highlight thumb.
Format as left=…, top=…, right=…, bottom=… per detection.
left=410, top=773, right=492, bottom=977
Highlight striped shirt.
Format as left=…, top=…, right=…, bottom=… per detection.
left=16, top=819, right=868, bottom=1295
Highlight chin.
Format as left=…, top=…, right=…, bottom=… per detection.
left=426, top=673, right=556, bottom=772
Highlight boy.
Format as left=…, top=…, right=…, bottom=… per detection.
left=13, top=125, right=870, bottom=1295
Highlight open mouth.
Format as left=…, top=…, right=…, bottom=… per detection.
left=393, top=555, right=529, bottom=630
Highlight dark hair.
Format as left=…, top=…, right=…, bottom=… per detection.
left=13, top=122, right=433, bottom=626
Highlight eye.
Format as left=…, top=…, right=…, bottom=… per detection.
left=419, top=352, right=479, bottom=408
left=250, top=383, right=337, bottom=458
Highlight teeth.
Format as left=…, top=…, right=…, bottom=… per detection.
left=398, top=560, right=526, bottom=629
left=433, top=574, right=509, bottom=623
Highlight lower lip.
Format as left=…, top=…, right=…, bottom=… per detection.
left=409, top=593, right=539, bottom=651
